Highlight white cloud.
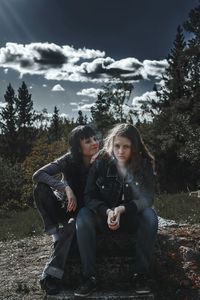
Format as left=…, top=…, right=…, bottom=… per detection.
left=51, top=84, right=65, bottom=91
left=0, top=42, right=168, bottom=84
left=4, top=68, right=8, bottom=74
left=77, top=88, right=103, bottom=98
left=109, top=57, right=142, bottom=70
left=156, top=79, right=166, bottom=88
left=59, top=113, right=69, bottom=119
left=0, top=102, right=6, bottom=108
left=72, top=103, right=94, bottom=112
left=42, top=84, right=47, bottom=87
left=143, top=59, right=168, bottom=79
left=70, top=102, right=78, bottom=106
left=132, top=91, right=158, bottom=108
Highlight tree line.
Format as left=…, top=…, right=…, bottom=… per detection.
left=0, top=3, right=200, bottom=209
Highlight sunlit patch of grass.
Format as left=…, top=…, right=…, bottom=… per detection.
left=0, top=208, right=43, bottom=241
left=154, top=192, right=200, bottom=224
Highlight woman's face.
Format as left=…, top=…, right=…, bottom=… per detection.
left=80, top=136, right=99, bottom=157
left=113, top=135, right=132, bottom=165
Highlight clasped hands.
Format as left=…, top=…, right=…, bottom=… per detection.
left=106, top=206, right=125, bottom=230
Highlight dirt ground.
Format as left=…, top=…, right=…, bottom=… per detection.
left=0, top=235, right=51, bottom=300
left=0, top=223, right=200, bottom=300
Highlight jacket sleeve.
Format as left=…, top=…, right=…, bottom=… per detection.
left=84, top=160, right=109, bottom=217
left=124, top=159, right=155, bottom=213
left=32, top=154, right=69, bottom=191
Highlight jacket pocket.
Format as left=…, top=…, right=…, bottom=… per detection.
left=96, top=177, right=113, bottom=191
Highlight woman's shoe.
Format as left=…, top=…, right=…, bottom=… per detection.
left=40, top=275, right=61, bottom=295
left=133, top=273, right=151, bottom=294
left=74, top=276, right=97, bottom=297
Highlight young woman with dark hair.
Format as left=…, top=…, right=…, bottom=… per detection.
left=75, top=123, right=158, bottom=297
left=33, top=125, right=99, bottom=295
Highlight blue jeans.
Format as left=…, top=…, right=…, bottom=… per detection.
left=33, top=182, right=77, bottom=279
left=76, top=207, right=158, bottom=279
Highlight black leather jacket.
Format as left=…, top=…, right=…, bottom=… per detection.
left=84, top=156, right=155, bottom=217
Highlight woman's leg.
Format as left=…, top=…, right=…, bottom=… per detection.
left=76, top=207, right=97, bottom=279
left=42, top=219, right=76, bottom=280
left=33, top=182, right=66, bottom=235
left=134, top=208, right=158, bottom=274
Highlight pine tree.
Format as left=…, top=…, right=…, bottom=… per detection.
left=110, top=81, right=134, bottom=122
left=0, top=83, right=17, bottom=161
left=16, top=81, right=35, bottom=160
left=49, top=106, right=61, bottom=141
left=183, top=3, right=200, bottom=125
left=91, top=81, right=135, bottom=135
left=90, top=90, right=115, bottom=135
left=144, top=26, right=190, bottom=192
left=155, top=26, right=187, bottom=114
left=17, top=82, right=34, bottom=129
left=76, top=110, right=87, bottom=125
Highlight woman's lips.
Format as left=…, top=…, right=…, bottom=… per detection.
left=91, top=145, right=98, bottom=150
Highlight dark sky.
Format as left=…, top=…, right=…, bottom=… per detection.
left=0, top=0, right=199, bottom=119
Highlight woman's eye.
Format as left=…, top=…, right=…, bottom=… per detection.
left=114, top=144, right=120, bottom=149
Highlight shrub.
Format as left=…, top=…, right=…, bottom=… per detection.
left=22, top=137, right=68, bottom=205
left=0, top=157, right=26, bottom=209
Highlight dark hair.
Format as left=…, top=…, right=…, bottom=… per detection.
left=103, top=123, right=154, bottom=174
left=68, top=125, right=96, bottom=162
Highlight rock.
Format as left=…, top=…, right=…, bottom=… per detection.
left=47, top=290, right=154, bottom=299
left=158, top=216, right=178, bottom=228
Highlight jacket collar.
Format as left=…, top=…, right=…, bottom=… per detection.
left=106, top=158, right=123, bottom=184
left=106, top=157, right=137, bottom=184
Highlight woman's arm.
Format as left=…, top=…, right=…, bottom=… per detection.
left=125, top=159, right=155, bottom=213
left=32, top=154, right=68, bottom=191
left=32, top=154, right=77, bottom=211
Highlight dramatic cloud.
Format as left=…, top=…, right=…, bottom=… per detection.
left=77, top=88, right=103, bottom=98
left=106, top=58, right=144, bottom=80
left=72, top=103, right=94, bottom=112
left=0, top=102, right=6, bottom=108
left=143, top=60, right=168, bottom=79
left=0, top=42, right=167, bottom=83
left=132, top=91, right=158, bottom=106
left=51, top=84, right=65, bottom=91
left=59, top=113, right=69, bottom=119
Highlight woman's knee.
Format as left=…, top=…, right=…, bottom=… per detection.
left=76, top=207, right=95, bottom=231
left=140, top=208, right=158, bottom=231
left=33, top=182, right=51, bottom=199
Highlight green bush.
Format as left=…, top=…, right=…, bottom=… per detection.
left=22, top=137, right=68, bottom=205
left=0, top=157, right=26, bottom=209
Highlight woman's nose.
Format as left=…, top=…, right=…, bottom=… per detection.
left=92, top=138, right=98, bottom=145
left=118, top=147, right=123, bottom=153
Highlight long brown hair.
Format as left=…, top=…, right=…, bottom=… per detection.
left=103, top=123, right=154, bottom=175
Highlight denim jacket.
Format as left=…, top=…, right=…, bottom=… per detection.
left=32, top=153, right=90, bottom=208
left=84, top=156, right=155, bottom=217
